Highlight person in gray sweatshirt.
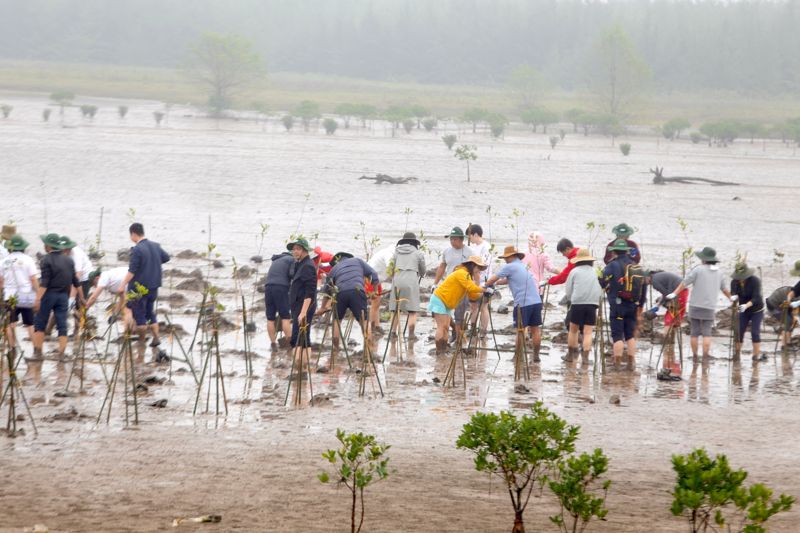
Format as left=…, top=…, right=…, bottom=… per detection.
left=668, top=247, right=734, bottom=361
left=390, top=232, right=427, bottom=339
left=564, top=248, right=602, bottom=364
left=264, top=251, right=295, bottom=348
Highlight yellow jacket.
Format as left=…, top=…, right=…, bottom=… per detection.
left=434, top=266, right=484, bottom=309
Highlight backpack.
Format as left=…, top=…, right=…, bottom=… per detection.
left=618, top=263, right=646, bottom=303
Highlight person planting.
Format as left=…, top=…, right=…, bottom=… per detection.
left=730, top=262, right=765, bottom=362
left=287, top=238, right=317, bottom=349
left=433, top=226, right=475, bottom=340
left=564, top=248, right=602, bottom=365
left=430, top=256, right=489, bottom=355
left=264, top=249, right=294, bottom=349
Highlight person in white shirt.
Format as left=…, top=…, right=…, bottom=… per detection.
left=0, top=235, right=40, bottom=354
left=85, top=267, right=129, bottom=321
left=366, top=246, right=395, bottom=334
left=467, top=224, right=494, bottom=336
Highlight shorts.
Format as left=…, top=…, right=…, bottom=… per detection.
left=610, top=302, right=637, bottom=342
left=265, top=284, right=291, bottom=321
left=34, top=290, right=69, bottom=336
left=738, top=310, right=763, bottom=343
left=290, top=304, right=316, bottom=347
left=664, top=289, right=689, bottom=327
left=127, top=288, right=158, bottom=326
left=513, top=303, right=543, bottom=328
left=690, top=318, right=714, bottom=337
left=428, top=294, right=452, bottom=316
left=335, top=289, right=368, bottom=323
left=570, top=304, right=598, bottom=328
left=8, top=303, right=34, bottom=326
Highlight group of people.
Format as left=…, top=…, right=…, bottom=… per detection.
left=0, top=223, right=170, bottom=363
left=2, top=219, right=799, bottom=378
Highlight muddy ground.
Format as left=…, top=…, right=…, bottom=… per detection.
left=1, top=92, right=800, bottom=532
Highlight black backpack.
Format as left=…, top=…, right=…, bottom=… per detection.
left=618, top=263, right=646, bottom=303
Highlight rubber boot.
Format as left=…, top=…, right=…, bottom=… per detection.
left=562, top=347, right=577, bottom=362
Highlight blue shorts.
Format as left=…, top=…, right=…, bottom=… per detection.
left=335, top=289, right=368, bottom=323
left=610, top=302, right=637, bottom=342
left=265, top=284, right=291, bottom=321
left=128, top=288, right=158, bottom=326
left=34, top=291, right=69, bottom=336
left=428, top=294, right=452, bottom=316
left=513, top=303, right=542, bottom=328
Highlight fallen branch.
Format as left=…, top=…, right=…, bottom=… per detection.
left=650, top=166, right=739, bottom=186
left=359, top=174, right=418, bottom=185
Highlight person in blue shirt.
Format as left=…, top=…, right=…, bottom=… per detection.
left=601, top=239, right=647, bottom=370
left=484, top=245, right=543, bottom=362
left=264, top=251, right=294, bottom=349
left=119, top=223, right=170, bottom=362
left=315, top=252, right=380, bottom=348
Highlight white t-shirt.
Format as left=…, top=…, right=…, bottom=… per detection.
left=71, top=246, right=93, bottom=282
left=368, top=247, right=396, bottom=282
left=469, top=240, right=494, bottom=282
left=0, top=246, right=8, bottom=261
left=0, top=252, right=40, bottom=299
left=97, top=267, right=128, bottom=294
left=443, top=245, right=475, bottom=276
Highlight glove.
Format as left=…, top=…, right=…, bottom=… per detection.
left=730, top=295, right=739, bottom=303
left=738, top=303, right=751, bottom=313
left=791, top=300, right=800, bottom=309
left=483, top=286, right=495, bottom=297
left=648, top=306, right=659, bottom=315
left=665, top=293, right=676, bottom=301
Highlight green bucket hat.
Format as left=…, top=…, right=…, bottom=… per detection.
left=286, top=237, right=312, bottom=253
left=608, top=238, right=630, bottom=252
left=695, top=246, right=719, bottom=263
left=331, top=251, right=354, bottom=265
left=789, top=260, right=800, bottom=277
left=58, top=235, right=77, bottom=250
left=612, top=223, right=635, bottom=238
left=732, top=263, right=755, bottom=280
left=5, top=234, right=29, bottom=252
left=445, top=226, right=465, bottom=239
left=88, top=269, right=102, bottom=284
left=40, top=233, right=63, bottom=249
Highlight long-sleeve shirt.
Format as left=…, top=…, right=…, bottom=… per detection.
left=392, top=244, right=426, bottom=277
left=128, top=238, right=170, bottom=290
left=289, top=256, right=317, bottom=310
left=601, top=256, right=647, bottom=305
left=265, top=252, right=294, bottom=288
left=731, top=276, right=764, bottom=314
left=547, top=247, right=580, bottom=286
left=39, top=251, right=79, bottom=294
left=434, top=266, right=483, bottom=309
left=324, top=257, right=378, bottom=294
left=603, top=238, right=641, bottom=265
left=565, top=264, right=602, bottom=306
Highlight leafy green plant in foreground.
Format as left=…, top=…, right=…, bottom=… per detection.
left=549, top=448, right=611, bottom=533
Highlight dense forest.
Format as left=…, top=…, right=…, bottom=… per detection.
left=0, top=0, right=797, bottom=94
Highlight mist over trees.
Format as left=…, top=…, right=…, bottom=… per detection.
left=0, top=0, right=798, bottom=95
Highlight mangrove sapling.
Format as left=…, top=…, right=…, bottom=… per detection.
left=281, top=114, right=294, bottom=131
left=670, top=448, right=794, bottom=533
left=354, top=221, right=380, bottom=260
left=772, top=249, right=786, bottom=286
left=508, top=208, right=524, bottom=249
left=456, top=403, right=579, bottom=533
left=153, top=111, right=164, bottom=126
left=677, top=217, right=693, bottom=276
left=403, top=207, right=413, bottom=232
left=548, top=449, right=611, bottom=533
left=422, top=117, right=437, bottom=131
left=442, top=134, right=457, bottom=150
left=619, top=143, right=631, bottom=156
left=42, top=108, right=51, bottom=122
left=1, top=105, right=13, bottom=118
left=319, top=429, right=392, bottom=533
left=550, top=136, right=560, bottom=149
left=402, top=118, right=415, bottom=134
left=583, top=221, right=606, bottom=256
left=323, top=118, right=338, bottom=135
left=118, top=105, right=128, bottom=119
left=455, top=144, right=478, bottom=182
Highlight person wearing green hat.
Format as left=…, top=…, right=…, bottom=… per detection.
left=85, top=266, right=129, bottom=316
left=287, top=237, right=317, bottom=349
left=730, top=262, right=765, bottom=362
left=783, top=260, right=800, bottom=349
left=32, top=233, right=83, bottom=361
left=0, top=224, right=16, bottom=262
left=433, top=226, right=475, bottom=339
left=0, top=234, right=40, bottom=356
left=667, top=246, right=735, bottom=362
left=601, top=238, right=648, bottom=370
left=602, top=223, right=642, bottom=265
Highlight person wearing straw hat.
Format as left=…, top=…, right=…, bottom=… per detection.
left=287, top=237, right=317, bottom=349
left=602, top=223, right=641, bottom=265
left=601, top=239, right=647, bottom=370
left=782, top=260, right=800, bottom=349
left=430, top=256, right=489, bottom=355
left=433, top=226, right=475, bottom=339
left=485, top=245, right=543, bottom=361
left=315, top=250, right=380, bottom=345
left=0, top=234, right=40, bottom=357
left=390, top=232, right=427, bottom=339
left=564, top=248, right=602, bottom=364
left=32, top=233, right=82, bottom=361
left=0, top=224, right=16, bottom=261
left=668, top=246, right=735, bottom=362
left=730, top=262, right=765, bottom=362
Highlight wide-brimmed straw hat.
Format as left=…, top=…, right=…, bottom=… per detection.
left=789, top=260, right=800, bottom=277
left=58, top=235, right=77, bottom=250
left=286, top=237, right=312, bottom=253
left=570, top=248, right=596, bottom=264
left=40, top=233, right=63, bottom=249
left=498, top=245, right=525, bottom=260
left=608, top=238, right=630, bottom=252
left=612, top=223, right=635, bottom=238
left=732, top=262, right=755, bottom=280
left=331, top=251, right=354, bottom=265
left=1, top=224, right=16, bottom=240
left=695, top=246, right=719, bottom=263
left=397, top=232, right=420, bottom=247
left=445, top=226, right=465, bottom=239
left=461, top=255, right=488, bottom=270
left=4, top=234, right=29, bottom=252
